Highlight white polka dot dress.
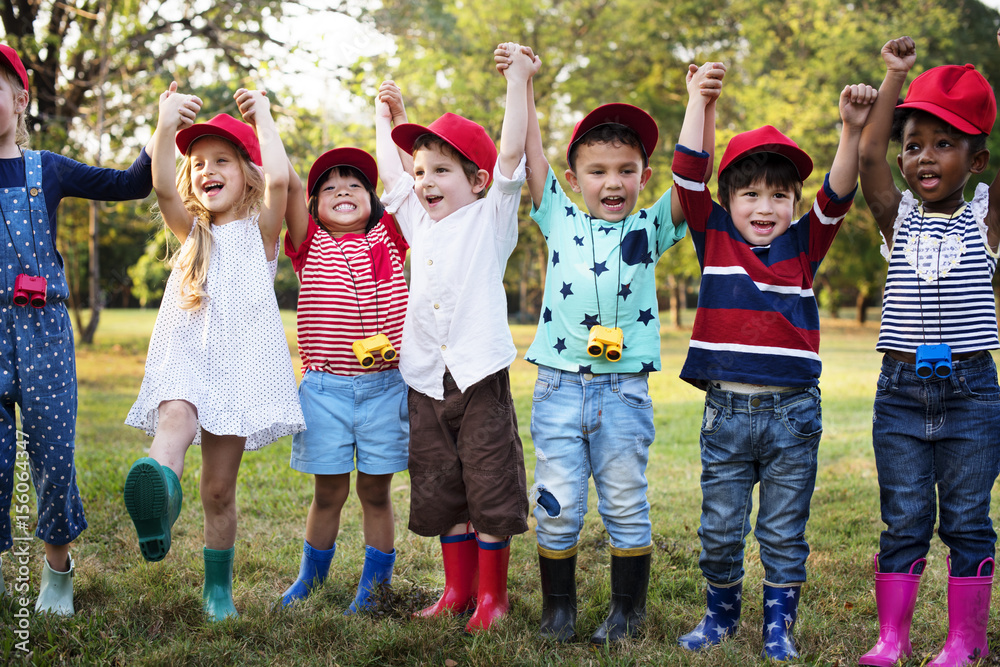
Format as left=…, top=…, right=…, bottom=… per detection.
left=126, top=216, right=305, bottom=450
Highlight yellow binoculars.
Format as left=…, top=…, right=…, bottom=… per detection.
left=587, top=325, right=624, bottom=362
left=352, top=333, right=397, bottom=368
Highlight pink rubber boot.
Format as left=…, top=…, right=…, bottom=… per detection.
left=859, top=555, right=926, bottom=666
left=928, top=557, right=994, bottom=667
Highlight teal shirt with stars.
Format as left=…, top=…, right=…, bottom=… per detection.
left=525, top=168, right=687, bottom=373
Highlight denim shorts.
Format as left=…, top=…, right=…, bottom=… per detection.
left=872, top=351, right=1000, bottom=577
left=530, top=365, right=655, bottom=552
left=697, top=384, right=822, bottom=586
left=290, top=369, right=409, bottom=476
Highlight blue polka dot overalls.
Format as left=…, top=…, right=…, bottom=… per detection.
left=0, top=150, right=85, bottom=552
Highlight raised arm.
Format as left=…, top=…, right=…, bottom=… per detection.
left=283, top=159, right=309, bottom=250
left=985, top=32, right=1000, bottom=248
left=154, top=82, right=203, bottom=243
left=673, top=62, right=725, bottom=224
left=829, top=84, right=878, bottom=197
left=859, top=37, right=914, bottom=243
left=496, top=44, right=545, bottom=207
left=235, top=88, right=289, bottom=261
left=496, top=42, right=535, bottom=180
left=375, top=80, right=407, bottom=193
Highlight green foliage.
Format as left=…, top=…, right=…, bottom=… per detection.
left=127, top=228, right=171, bottom=308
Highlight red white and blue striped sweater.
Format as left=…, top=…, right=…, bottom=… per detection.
left=671, top=144, right=855, bottom=388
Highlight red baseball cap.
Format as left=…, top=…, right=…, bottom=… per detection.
left=176, top=113, right=262, bottom=166
left=567, top=103, right=658, bottom=164
left=307, top=147, right=378, bottom=196
left=897, top=64, right=996, bottom=136
left=718, top=125, right=813, bottom=182
left=392, top=112, right=498, bottom=187
left=0, top=45, right=28, bottom=90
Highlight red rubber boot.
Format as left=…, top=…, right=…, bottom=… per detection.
left=418, top=531, right=479, bottom=617
left=465, top=537, right=511, bottom=633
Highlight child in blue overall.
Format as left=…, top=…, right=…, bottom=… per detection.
left=279, top=146, right=409, bottom=613
left=672, top=62, right=876, bottom=660
left=858, top=36, right=1000, bottom=667
left=496, top=43, right=688, bottom=644
left=124, top=88, right=305, bottom=620
left=0, top=44, right=164, bottom=616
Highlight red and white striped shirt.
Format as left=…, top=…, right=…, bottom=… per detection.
left=285, top=213, right=408, bottom=376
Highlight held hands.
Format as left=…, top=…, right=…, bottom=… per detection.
left=840, top=84, right=878, bottom=129
left=234, top=88, right=271, bottom=127
left=158, top=81, right=202, bottom=131
left=686, top=62, right=726, bottom=103
left=376, top=80, right=407, bottom=124
left=881, top=36, right=915, bottom=74
left=494, top=42, right=541, bottom=79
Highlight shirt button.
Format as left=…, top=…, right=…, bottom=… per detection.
left=441, top=345, right=447, bottom=351
left=434, top=303, right=440, bottom=309
left=750, top=397, right=761, bottom=408
left=427, top=259, right=433, bottom=265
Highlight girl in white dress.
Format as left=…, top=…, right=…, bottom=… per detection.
left=123, top=86, right=305, bottom=621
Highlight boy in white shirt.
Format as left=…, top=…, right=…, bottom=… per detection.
left=373, top=42, right=537, bottom=633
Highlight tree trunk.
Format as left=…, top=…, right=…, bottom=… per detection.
left=856, top=291, right=867, bottom=325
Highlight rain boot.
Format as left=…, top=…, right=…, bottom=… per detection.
left=1, top=554, right=5, bottom=597
left=418, top=531, right=479, bottom=617
left=762, top=583, right=801, bottom=660
left=928, top=557, right=993, bottom=667
left=346, top=545, right=395, bottom=614
left=280, top=541, right=335, bottom=607
left=678, top=579, right=743, bottom=650
left=591, top=546, right=652, bottom=645
left=465, top=536, right=511, bottom=633
left=859, top=555, right=926, bottom=666
left=538, top=544, right=577, bottom=642
left=203, top=546, right=238, bottom=621
left=124, top=457, right=183, bottom=562
left=34, top=553, right=74, bottom=616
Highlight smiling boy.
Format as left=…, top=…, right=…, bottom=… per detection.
left=671, top=63, right=876, bottom=660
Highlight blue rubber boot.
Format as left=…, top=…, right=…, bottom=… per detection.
left=203, top=546, right=238, bottom=621
left=345, top=545, right=395, bottom=615
left=678, top=580, right=743, bottom=650
left=281, top=541, right=335, bottom=607
left=124, top=457, right=183, bottom=562
left=762, top=583, right=801, bottom=660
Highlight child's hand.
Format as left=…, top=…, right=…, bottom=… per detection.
left=685, top=61, right=726, bottom=102
left=840, top=83, right=878, bottom=128
left=158, top=81, right=202, bottom=130
left=495, top=43, right=541, bottom=78
left=376, top=80, right=407, bottom=124
left=881, top=36, right=915, bottom=73
left=234, top=88, right=271, bottom=127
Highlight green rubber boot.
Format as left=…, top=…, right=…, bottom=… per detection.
left=124, top=457, right=183, bottom=562
left=203, top=546, right=238, bottom=621
left=34, top=553, right=74, bottom=616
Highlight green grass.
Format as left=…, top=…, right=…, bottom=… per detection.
left=1, top=310, right=997, bottom=665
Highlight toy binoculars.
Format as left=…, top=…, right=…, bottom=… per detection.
left=352, top=333, right=397, bottom=368
left=915, top=343, right=952, bottom=379
left=13, top=274, right=46, bottom=308
left=587, top=325, right=624, bottom=362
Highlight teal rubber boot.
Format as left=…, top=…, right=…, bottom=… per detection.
left=124, top=457, right=183, bottom=562
left=203, top=546, right=238, bottom=621
left=346, top=545, right=395, bottom=614
left=34, top=553, right=74, bottom=616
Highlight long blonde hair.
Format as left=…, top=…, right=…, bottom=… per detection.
left=170, top=140, right=264, bottom=310
left=0, top=66, right=29, bottom=148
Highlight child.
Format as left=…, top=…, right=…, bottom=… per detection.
left=278, top=146, right=409, bottom=613
left=0, top=44, right=168, bottom=616
left=371, top=44, right=533, bottom=633
left=123, top=87, right=305, bottom=621
left=857, top=36, right=1000, bottom=667
left=494, top=44, right=689, bottom=645
left=672, top=61, right=876, bottom=660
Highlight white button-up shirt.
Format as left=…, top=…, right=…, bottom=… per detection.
left=382, top=157, right=526, bottom=399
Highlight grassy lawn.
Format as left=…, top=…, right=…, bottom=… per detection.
left=1, top=309, right=997, bottom=665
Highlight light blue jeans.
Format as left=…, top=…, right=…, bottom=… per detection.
left=697, top=385, right=821, bottom=586
left=530, top=365, right=654, bottom=551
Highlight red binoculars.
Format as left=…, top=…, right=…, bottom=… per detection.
left=13, top=274, right=46, bottom=308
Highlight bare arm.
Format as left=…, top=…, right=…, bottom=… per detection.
left=673, top=62, right=725, bottom=225
left=154, top=82, right=203, bottom=243
left=497, top=42, right=535, bottom=179
left=828, top=84, right=879, bottom=197
left=283, top=159, right=309, bottom=250
left=859, top=37, right=914, bottom=245
left=497, top=44, right=546, bottom=207
left=984, top=31, right=1000, bottom=248
left=375, top=80, right=407, bottom=193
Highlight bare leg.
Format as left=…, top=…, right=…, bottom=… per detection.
left=355, top=472, right=395, bottom=553
left=148, top=400, right=199, bottom=478
left=303, top=473, right=351, bottom=551
left=43, top=542, right=70, bottom=572
left=199, top=431, right=245, bottom=550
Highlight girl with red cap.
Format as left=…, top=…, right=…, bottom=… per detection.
left=0, top=44, right=169, bottom=616
left=123, top=89, right=305, bottom=621
left=277, top=142, right=409, bottom=613
left=857, top=36, right=1000, bottom=667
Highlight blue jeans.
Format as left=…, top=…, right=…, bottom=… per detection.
left=873, top=352, right=1000, bottom=577
left=698, top=385, right=821, bottom=586
left=530, top=366, right=654, bottom=551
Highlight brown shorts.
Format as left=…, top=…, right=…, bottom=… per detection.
left=407, top=368, right=529, bottom=537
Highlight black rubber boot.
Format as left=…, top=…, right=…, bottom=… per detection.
left=590, top=548, right=652, bottom=645
left=538, top=546, right=577, bottom=642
